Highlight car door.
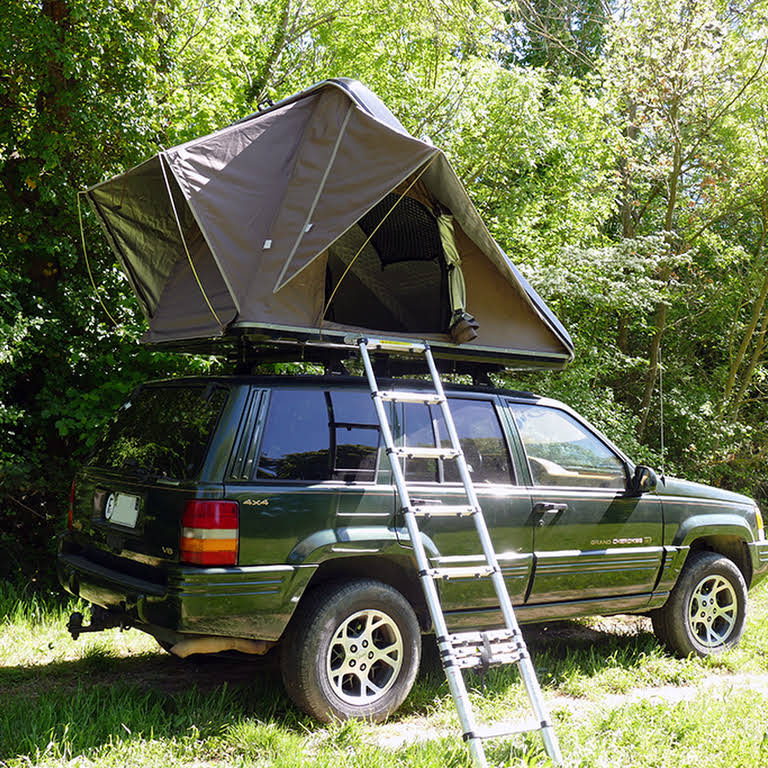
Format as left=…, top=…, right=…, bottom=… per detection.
left=230, top=386, right=394, bottom=567
left=397, top=394, right=534, bottom=614
left=506, top=400, right=664, bottom=604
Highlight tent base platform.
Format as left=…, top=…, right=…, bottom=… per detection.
left=144, top=325, right=571, bottom=372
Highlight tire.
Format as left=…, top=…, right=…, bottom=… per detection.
left=280, top=579, right=421, bottom=722
left=652, top=551, right=747, bottom=657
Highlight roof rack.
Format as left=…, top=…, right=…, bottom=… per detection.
left=145, top=331, right=511, bottom=386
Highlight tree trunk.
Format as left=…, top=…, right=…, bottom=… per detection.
left=723, top=211, right=768, bottom=407
left=638, top=300, right=668, bottom=441
left=638, top=95, right=680, bottom=441
left=620, top=99, right=638, bottom=239
left=247, top=0, right=291, bottom=105
left=730, top=299, right=768, bottom=418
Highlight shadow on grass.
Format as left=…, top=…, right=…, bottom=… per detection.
left=403, top=615, right=665, bottom=714
left=522, top=616, right=669, bottom=689
left=0, top=647, right=299, bottom=762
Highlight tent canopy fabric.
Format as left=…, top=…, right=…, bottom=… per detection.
left=86, top=78, right=574, bottom=368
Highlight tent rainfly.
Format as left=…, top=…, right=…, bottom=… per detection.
left=84, top=78, right=574, bottom=368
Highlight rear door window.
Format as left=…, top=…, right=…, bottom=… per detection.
left=88, top=385, right=228, bottom=480
left=403, top=398, right=513, bottom=484
left=256, top=389, right=380, bottom=482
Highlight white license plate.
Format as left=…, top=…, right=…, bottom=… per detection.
left=105, top=493, right=141, bottom=527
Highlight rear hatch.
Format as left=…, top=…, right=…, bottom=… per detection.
left=69, top=382, right=231, bottom=569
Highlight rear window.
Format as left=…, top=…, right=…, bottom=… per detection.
left=88, top=385, right=228, bottom=480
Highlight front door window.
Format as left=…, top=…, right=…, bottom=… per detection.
left=400, top=397, right=531, bottom=615
left=511, top=404, right=626, bottom=489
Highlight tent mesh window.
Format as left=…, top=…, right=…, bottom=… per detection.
left=325, top=193, right=450, bottom=333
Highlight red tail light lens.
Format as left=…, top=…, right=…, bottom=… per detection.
left=180, top=500, right=239, bottom=565
left=68, top=479, right=76, bottom=531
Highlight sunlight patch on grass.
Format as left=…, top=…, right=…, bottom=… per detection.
left=0, top=586, right=161, bottom=669
left=1, top=582, right=768, bottom=766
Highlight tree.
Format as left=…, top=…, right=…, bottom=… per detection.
left=599, top=0, right=768, bottom=439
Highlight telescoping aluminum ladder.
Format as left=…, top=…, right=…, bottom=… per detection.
left=357, top=337, right=562, bottom=768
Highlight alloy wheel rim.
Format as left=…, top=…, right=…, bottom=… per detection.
left=326, top=609, right=403, bottom=705
left=688, top=574, right=738, bottom=647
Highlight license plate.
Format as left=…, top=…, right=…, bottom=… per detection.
left=105, top=492, right=141, bottom=528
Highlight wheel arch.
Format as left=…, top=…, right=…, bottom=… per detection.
left=687, top=535, right=752, bottom=588
left=297, top=555, right=431, bottom=631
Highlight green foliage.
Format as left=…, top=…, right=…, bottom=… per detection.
left=3, top=0, right=768, bottom=589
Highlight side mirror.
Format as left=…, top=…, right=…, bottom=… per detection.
left=631, top=465, right=658, bottom=495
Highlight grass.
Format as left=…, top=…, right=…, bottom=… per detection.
left=2, top=580, right=768, bottom=767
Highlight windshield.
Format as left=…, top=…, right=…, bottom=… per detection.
left=88, top=385, right=228, bottom=480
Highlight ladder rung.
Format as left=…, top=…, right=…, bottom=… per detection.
left=449, top=628, right=519, bottom=646
left=408, top=504, right=477, bottom=518
left=378, top=390, right=444, bottom=404
left=467, top=720, right=544, bottom=741
left=425, top=565, right=496, bottom=580
left=392, top=446, right=460, bottom=460
left=360, top=338, right=427, bottom=353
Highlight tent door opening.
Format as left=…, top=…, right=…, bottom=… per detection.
left=323, top=192, right=451, bottom=334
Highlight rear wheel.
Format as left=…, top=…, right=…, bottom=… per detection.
left=652, top=551, right=747, bottom=657
left=280, top=579, right=421, bottom=722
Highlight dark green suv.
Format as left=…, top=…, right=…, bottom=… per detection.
left=58, top=375, right=768, bottom=722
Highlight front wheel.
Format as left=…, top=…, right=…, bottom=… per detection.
left=652, top=551, right=747, bottom=657
left=280, top=579, right=421, bottom=722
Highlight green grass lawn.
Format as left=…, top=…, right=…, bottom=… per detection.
left=2, top=580, right=768, bottom=767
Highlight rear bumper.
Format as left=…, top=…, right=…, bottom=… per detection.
left=57, top=546, right=316, bottom=642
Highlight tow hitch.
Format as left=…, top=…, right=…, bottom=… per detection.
left=67, top=606, right=132, bottom=640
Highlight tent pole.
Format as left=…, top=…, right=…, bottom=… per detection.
left=273, top=103, right=355, bottom=294
left=319, top=152, right=439, bottom=326
left=158, top=153, right=224, bottom=330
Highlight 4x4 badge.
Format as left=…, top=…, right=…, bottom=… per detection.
left=243, top=498, right=269, bottom=506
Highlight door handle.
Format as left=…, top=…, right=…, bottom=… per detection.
left=532, top=502, right=568, bottom=526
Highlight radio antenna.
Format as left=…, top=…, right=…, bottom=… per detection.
left=659, top=341, right=666, bottom=483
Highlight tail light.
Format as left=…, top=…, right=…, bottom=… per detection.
left=180, top=500, right=239, bottom=565
left=68, top=479, right=76, bottom=531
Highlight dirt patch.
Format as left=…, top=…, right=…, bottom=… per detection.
left=521, top=614, right=654, bottom=648
left=369, top=672, right=768, bottom=750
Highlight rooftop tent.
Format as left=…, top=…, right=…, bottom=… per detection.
left=85, top=78, right=574, bottom=368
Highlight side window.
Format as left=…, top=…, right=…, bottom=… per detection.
left=327, top=391, right=380, bottom=482
left=510, top=403, right=626, bottom=489
left=256, top=389, right=380, bottom=482
left=403, top=401, right=439, bottom=483
left=403, top=398, right=513, bottom=484
left=256, top=390, right=329, bottom=480
left=444, top=399, right=513, bottom=484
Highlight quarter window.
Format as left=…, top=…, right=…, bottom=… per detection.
left=256, top=390, right=380, bottom=482
left=510, top=403, right=626, bottom=489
